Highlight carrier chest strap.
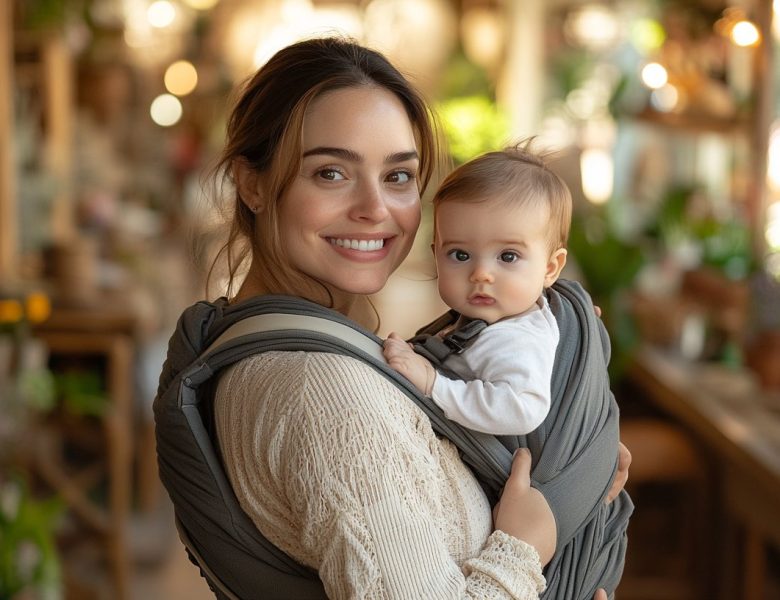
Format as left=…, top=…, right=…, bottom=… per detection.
left=410, top=318, right=487, bottom=366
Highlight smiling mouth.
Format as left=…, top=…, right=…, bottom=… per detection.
left=328, top=237, right=386, bottom=252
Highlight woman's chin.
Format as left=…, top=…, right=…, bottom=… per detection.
left=331, top=276, right=389, bottom=298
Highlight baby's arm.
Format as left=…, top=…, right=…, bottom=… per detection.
left=383, top=332, right=436, bottom=395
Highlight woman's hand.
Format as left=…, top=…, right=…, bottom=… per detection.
left=492, top=448, right=557, bottom=565
left=605, top=442, right=631, bottom=504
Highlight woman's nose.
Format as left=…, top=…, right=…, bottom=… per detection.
left=349, top=180, right=390, bottom=222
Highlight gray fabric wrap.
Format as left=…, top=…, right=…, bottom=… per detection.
left=153, top=279, right=631, bottom=599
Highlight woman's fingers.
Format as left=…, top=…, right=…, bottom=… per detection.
left=606, top=442, right=632, bottom=503
left=593, top=589, right=608, bottom=600
left=494, top=448, right=557, bottom=565
left=505, top=448, right=532, bottom=494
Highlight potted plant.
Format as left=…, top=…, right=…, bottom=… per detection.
left=0, top=476, right=63, bottom=600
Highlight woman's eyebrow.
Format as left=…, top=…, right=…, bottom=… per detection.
left=386, top=150, right=419, bottom=163
left=301, top=147, right=419, bottom=164
left=303, top=147, right=361, bottom=161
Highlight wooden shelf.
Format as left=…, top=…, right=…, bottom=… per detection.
left=30, top=302, right=142, bottom=600
left=630, top=107, right=751, bottom=136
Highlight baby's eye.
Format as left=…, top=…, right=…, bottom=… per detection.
left=386, top=170, right=415, bottom=184
left=447, top=249, right=470, bottom=262
left=500, top=251, right=520, bottom=263
left=317, top=168, right=346, bottom=181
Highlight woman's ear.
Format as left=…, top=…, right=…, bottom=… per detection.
left=544, top=248, right=568, bottom=287
left=234, top=158, right=264, bottom=213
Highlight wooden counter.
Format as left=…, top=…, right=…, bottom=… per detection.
left=629, top=345, right=780, bottom=599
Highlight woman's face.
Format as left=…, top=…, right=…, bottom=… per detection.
left=278, top=85, right=421, bottom=299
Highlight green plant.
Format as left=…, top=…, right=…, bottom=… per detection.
left=648, top=184, right=755, bottom=278
left=0, top=476, right=63, bottom=600
left=568, top=211, right=647, bottom=380
left=436, top=96, right=510, bottom=165
left=54, top=370, right=108, bottom=417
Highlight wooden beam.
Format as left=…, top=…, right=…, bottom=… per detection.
left=751, top=0, right=774, bottom=257
left=42, top=34, right=75, bottom=244
left=0, top=1, right=16, bottom=281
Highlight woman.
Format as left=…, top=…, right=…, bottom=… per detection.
left=155, top=37, right=629, bottom=598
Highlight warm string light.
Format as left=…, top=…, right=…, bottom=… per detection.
left=147, top=1, right=176, bottom=29
left=731, top=20, right=760, bottom=47
left=563, top=5, right=620, bottom=51
left=580, top=149, right=614, bottom=205
left=165, top=60, right=198, bottom=96
left=641, top=62, right=668, bottom=89
left=150, top=94, right=182, bottom=126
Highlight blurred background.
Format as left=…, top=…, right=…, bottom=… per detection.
left=1, top=0, right=779, bottom=598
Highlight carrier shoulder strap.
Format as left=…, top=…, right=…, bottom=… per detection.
left=202, top=312, right=386, bottom=362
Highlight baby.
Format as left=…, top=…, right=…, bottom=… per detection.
left=383, top=143, right=571, bottom=435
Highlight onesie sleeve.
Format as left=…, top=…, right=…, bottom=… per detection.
left=221, top=352, right=546, bottom=600
left=431, top=311, right=558, bottom=436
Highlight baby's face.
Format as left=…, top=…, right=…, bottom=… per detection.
left=433, top=199, right=563, bottom=324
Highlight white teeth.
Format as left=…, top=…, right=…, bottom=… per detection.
left=330, top=238, right=385, bottom=251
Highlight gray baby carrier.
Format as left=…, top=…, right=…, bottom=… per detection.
left=153, top=279, right=632, bottom=599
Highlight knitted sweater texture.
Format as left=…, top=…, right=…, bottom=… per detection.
left=214, top=350, right=546, bottom=599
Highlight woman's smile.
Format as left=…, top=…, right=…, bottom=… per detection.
left=326, top=235, right=391, bottom=255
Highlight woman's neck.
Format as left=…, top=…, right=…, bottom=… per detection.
left=233, top=266, right=377, bottom=330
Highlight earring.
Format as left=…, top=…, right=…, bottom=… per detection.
left=251, top=205, right=259, bottom=213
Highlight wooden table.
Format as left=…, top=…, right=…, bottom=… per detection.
left=32, top=299, right=140, bottom=600
left=629, top=345, right=780, bottom=599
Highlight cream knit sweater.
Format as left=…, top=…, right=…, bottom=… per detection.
left=214, top=351, right=546, bottom=599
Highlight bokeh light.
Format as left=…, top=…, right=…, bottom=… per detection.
left=641, top=62, right=668, bottom=89
left=164, top=60, right=198, bottom=96
left=147, top=1, right=176, bottom=28
left=580, top=148, right=614, bottom=205
left=150, top=93, right=183, bottom=126
left=650, top=84, right=679, bottom=112
left=563, top=5, right=620, bottom=50
left=630, top=18, right=666, bottom=53
left=182, top=0, right=220, bottom=9
left=731, top=20, right=760, bottom=47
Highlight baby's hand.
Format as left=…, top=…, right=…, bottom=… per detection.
left=383, top=332, right=436, bottom=395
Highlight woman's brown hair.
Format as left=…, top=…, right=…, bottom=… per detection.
left=208, top=37, right=440, bottom=301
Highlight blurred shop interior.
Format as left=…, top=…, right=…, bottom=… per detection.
left=1, top=0, right=780, bottom=598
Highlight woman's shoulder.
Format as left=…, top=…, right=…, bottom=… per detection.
left=225, top=350, right=390, bottom=391
left=217, top=350, right=421, bottom=428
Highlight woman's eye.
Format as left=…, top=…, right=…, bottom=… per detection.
left=386, top=170, right=414, bottom=184
left=500, top=251, right=519, bottom=263
left=317, top=168, right=345, bottom=181
left=447, top=249, right=470, bottom=262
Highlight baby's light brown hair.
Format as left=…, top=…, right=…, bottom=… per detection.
left=433, top=141, right=572, bottom=253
